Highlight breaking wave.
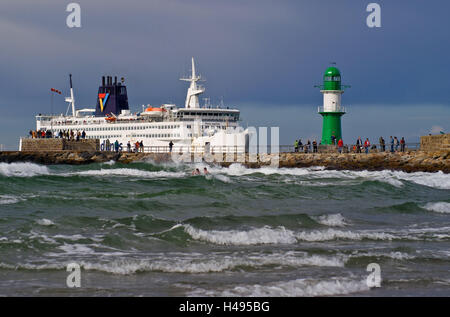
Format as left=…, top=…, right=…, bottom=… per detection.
left=69, top=168, right=185, bottom=179
left=0, top=251, right=346, bottom=274
left=0, top=162, right=49, bottom=177
left=314, top=213, right=348, bottom=227
left=180, top=224, right=450, bottom=245
left=190, top=277, right=369, bottom=297
left=183, top=224, right=297, bottom=245
left=36, top=218, right=55, bottom=226
left=207, top=164, right=450, bottom=189
left=422, top=202, right=450, bottom=214
left=0, top=195, right=22, bottom=205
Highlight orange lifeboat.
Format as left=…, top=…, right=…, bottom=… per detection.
left=142, top=106, right=166, bottom=117
left=105, top=114, right=116, bottom=122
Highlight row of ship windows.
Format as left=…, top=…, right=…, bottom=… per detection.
left=83, top=125, right=181, bottom=131
left=87, top=133, right=182, bottom=139
left=79, top=124, right=228, bottom=131
left=177, top=112, right=238, bottom=117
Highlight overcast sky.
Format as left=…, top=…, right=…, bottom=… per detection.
left=0, top=0, right=449, bottom=148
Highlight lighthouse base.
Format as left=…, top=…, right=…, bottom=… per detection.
left=319, top=111, right=345, bottom=145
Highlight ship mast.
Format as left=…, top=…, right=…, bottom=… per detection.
left=180, top=57, right=205, bottom=108
left=65, top=74, right=76, bottom=116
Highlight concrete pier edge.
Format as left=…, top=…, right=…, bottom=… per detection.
left=0, top=150, right=448, bottom=173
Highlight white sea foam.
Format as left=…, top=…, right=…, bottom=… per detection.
left=36, top=218, right=55, bottom=226
left=0, top=251, right=346, bottom=275
left=28, top=231, right=57, bottom=244
left=205, top=173, right=231, bottom=183
left=191, top=277, right=369, bottom=297
left=183, top=224, right=297, bottom=245
left=209, top=164, right=450, bottom=189
left=314, top=213, right=348, bottom=227
left=71, top=168, right=185, bottom=179
left=295, top=228, right=396, bottom=242
left=0, top=195, right=22, bottom=205
left=53, top=234, right=94, bottom=241
left=349, top=251, right=415, bottom=260
left=57, top=243, right=96, bottom=254
left=422, top=202, right=450, bottom=214
left=0, top=262, right=65, bottom=271
left=182, top=224, right=399, bottom=245
left=0, top=162, right=49, bottom=177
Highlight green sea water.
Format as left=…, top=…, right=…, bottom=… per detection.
left=0, top=160, right=449, bottom=296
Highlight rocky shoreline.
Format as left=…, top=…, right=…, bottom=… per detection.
left=0, top=150, right=448, bottom=173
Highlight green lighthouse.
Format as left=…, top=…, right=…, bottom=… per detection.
left=316, top=66, right=350, bottom=145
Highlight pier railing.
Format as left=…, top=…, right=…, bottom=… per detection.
left=16, top=135, right=421, bottom=154
left=114, top=143, right=421, bottom=154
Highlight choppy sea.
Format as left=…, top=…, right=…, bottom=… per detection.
left=0, top=160, right=449, bottom=296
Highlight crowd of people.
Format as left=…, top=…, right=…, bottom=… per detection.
left=28, top=128, right=178, bottom=154
left=29, top=129, right=86, bottom=141
left=293, top=139, right=319, bottom=153
left=293, top=136, right=407, bottom=154
left=103, top=140, right=175, bottom=153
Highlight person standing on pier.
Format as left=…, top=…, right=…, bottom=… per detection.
left=356, top=137, right=362, bottom=153
left=169, top=141, right=174, bottom=153
left=338, top=138, right=344, bottom=153
left=390, top=136, right=394, bottom=153
left=127, top=141, right=131, bottom=153
left=313, top=140, right=318, bottom=153
left=394, top=137, right=400, bottom=152
left=114, top=140, right=120, bottom=153
left=400, top=137, right=406, bottom=152
left=298, top=139, right=303, bottom=152
left=364, top=138, right=370, bottom=154
left=294, top=140, right=299, bottom=152
left=379, top=136, right=385, bottom=152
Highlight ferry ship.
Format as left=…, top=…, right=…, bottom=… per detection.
left=33, top=58, right=248, bottom=152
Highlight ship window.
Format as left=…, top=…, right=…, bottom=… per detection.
left=333, top=76, right=341, bottom=81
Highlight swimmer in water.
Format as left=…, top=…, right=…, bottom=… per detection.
left=203, top=167, right=209, bottom=175
left=192, top=168, right=200, bottom=175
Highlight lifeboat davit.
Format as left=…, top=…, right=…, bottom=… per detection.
left=141, top=106, right=166, bottom=117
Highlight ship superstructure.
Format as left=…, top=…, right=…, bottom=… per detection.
left=35, top=58, right=247, bottom=152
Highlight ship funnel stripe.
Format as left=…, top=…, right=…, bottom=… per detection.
left=98, top=93, right=110, bottom=112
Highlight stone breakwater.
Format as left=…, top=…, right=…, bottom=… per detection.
left=0, top=150, right=448, bottom=173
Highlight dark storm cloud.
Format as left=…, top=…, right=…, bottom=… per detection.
left=0, top=0, right=449, bottom=147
